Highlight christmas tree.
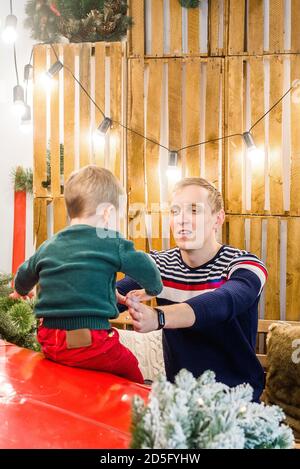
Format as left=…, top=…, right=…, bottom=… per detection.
left=131, top=369, right=294, bottom=449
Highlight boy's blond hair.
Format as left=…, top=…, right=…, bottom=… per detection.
left=64, top=165, right=124, bottom=219
left=173, top=177, right=224, bottom=214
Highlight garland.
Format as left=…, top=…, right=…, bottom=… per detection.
left=25, top=0, right=132, bottom=43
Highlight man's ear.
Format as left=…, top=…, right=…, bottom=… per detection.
left=215, top=209, right=225, bottom=229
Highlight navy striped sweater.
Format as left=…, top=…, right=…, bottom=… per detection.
left=117, top=244, right=267, bottom=401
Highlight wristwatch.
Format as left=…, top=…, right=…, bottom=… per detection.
left=154, top=307, right=165, bottom=330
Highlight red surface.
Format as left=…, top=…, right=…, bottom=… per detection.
left=0, top=340, right=150, bottom=449
left=12, top=191, right=26, bottom=275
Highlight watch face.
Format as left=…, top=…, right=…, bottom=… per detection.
left=156, top=309, right=165, bottom=329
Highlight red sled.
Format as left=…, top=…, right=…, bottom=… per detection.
left=0, top=340, right=149, bottom=449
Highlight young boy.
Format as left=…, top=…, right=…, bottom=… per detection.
left=12, top=165, right=163, bottom=383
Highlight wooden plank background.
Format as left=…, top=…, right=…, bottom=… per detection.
left=33, top=42, right=125, bottom=246
left=32, top=1, right=300, bottom=320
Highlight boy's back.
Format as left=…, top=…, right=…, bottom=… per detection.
left=15, top=224, right=162, bottom=331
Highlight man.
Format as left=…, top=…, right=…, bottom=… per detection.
left=117, top=178, right=267, bottom=401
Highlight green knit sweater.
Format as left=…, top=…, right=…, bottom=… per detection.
left=15, top=225, right=163, bottom=330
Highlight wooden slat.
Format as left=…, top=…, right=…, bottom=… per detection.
left=250, top=56, right=265, bottom=213
left=50, top=47, right=61, bottom=198
left=94, top=42, right=106, bottom=168
left=248, top=0, right=264, bottom=55
left=227, top=216, right=245, bottom=249
left=188, top=5, right=199, bottom=55
left=53, top=197, right=67, bottom=234
left=269, top=0, right=284, bottom=53
left=256, top=353, right=268, bottom=369
left=269, top=56, right=283, bottom=214
left=169, top=0, right=182, bottom=56
left=290, top=55, right=300, bottom=215
left=250, top=217, right=262, bottom=258
left=250, top=216, right=262, bottom=318
left=128, top=0, right=144, bottom=57
left=34, top=198, right=48, bottom=248
left=205, top=59, right=222, bottom=187
left=291, top=0, right=300, bottom=53
left=286, top=219, right=300, bottom=320
left=225, top=57, right=244, bottom=213
left=127, top=59, right=146, bottom=251
left=168, top=59, right=182, bottom=184
left=146, top=60, right=163, bottom=251
left=265, top=218, right=280, bottom=320
left=209, top=0, right=222, bottom=56
left=33, top=45, right=47, bottom=198
left=228, top=0, right=245, bottom=55
left=110, top=43, right=122, bottom=179
left=63, top=45, right=76, bottom=183
left=79, top=44, right=92, bottom=167
left=185, top=58, right=201, bottom=177
left=151, top=0, right=164, bottom=56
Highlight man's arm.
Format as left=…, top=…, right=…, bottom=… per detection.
left=126, top=269, right=263, bottom=332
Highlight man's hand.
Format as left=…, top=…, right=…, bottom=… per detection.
left=126, top=289, right=154, bottom=303
left=9, top=290, right=34, bottom=301
left=126, top=297, right=159, bottom=333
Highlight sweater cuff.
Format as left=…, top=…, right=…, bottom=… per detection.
left=14, top=277, right=29, bottom=296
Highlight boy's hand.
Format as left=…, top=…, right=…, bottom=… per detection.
left=116, top=289, right=127, bottom=305
left=126, top=289, right=154, bottom=303
left=9, top=290, right=35, bottom=301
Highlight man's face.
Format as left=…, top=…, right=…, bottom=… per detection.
left=169, top=185, right=221, bottom=251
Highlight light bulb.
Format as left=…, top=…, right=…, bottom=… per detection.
left=41, top=60, right=63, bottom=89
left=24, top=64, right=33, bottom=83
left=96, top=117, right=112, bottom=136
left=2, top=15, right=17, bottom=44
left=20, top=104, right=32, bottom=133
left=167, top=151, right=181, bottom=182
left=93, top=129, right=106, bottom=146
left=13, top=85, right=26, bottom=117
left=242, top=132, right=264, bottom=164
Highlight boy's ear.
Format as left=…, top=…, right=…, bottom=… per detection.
left=103, top=204, right=115, bottom=223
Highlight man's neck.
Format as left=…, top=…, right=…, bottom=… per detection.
left=180, top=240, right=222, bottom=268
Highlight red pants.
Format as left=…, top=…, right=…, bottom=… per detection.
left=37, top=325, right=144, bottom=384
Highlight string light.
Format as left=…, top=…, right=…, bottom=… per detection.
left=242, top=131, right=264, bottom=163
left=2, top=0, right=17, bottom=45
left=24, top=64, right=33, bottom=83
left=20, top=104, right=32, bottom=134
left=13, top=85, right=26, bottom=117
left=167, top=151, right=181, bottom=182
left=41, top=60, right=63, bottom=88
left=4, top=16, right=300, bottom=159
left=97, top=117, right=112, bottom=136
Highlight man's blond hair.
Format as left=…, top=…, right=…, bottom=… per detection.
left=64, top=165, right=124, bottom=219
left=173, top=177, right=224, bottom=214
